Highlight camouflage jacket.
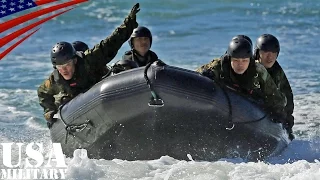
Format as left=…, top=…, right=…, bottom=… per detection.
left=122, top=50, right=159, bottom=67
left=267, top=61, right=294, bottom=117
left=196, top=58, right=287, bottom=113
left=37, top=15, right=138, bottom=119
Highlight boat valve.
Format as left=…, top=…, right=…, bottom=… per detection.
left=226, top=123, right=235, bottom=130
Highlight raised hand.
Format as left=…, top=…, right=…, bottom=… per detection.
left=129, top=3, right=140, bottom=19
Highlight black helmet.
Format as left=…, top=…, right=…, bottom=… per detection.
left=255, top=34, right=280, bottom=53
left=72, top=41, right=89, bottom=52
left=112, top=60, right=139, bottom=74
left=253, top=34, right=280, bottom=60
left=51, top=42, right=76, bottom=66
left=129, top=26, right=152, bottom=48
left=227, top=38, right=253, bottom=58
left=232, top=35, right=252, bottom=47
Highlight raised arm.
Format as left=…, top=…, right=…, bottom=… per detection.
left=84, top=3, right=140, bottom=66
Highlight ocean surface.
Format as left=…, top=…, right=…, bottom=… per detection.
left=0, top=0, right=319, bottom=179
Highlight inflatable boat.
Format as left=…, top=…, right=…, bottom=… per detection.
left=50, top=62, right=290, bottom=161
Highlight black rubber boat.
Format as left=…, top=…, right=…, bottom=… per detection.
left=50, top=62, right=290, bottom=161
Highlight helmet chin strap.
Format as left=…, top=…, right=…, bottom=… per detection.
left=73, top=58, right=77, bottom=65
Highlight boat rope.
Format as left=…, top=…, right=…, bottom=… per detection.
left=57, top=106, right=94, bottom=144
left=100, top=66, right=112, bottom=80
left=219, top=83, right=268, bottom=129
left=219, top=83, right=235, bottom=130
left=144, top=62, right=164, bottom=107
left=64, top=119, right=93, bottom=144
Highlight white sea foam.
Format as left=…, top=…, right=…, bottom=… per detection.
left=61, top=149, right=320, bottom=180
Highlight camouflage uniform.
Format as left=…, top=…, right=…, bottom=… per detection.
left=122, top=50, right=159, bottom=67
left=196, top=58, right=287, bottom=118
left=38, top=14, right=138, bottom=121
left=266, top=61, right=294, bottom=129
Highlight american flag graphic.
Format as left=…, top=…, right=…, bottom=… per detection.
left=0, top=0, right=88, bottom=60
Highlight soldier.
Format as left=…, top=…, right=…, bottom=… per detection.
left=122, top=26, right=160, bottom=67
left=37, top=3, right=140, bottom=128
left=196, top=37, right=287, bottom=123
left=254, top=34, right=294, bottom=140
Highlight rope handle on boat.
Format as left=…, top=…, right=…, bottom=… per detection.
left=218, top=83, right=234, bottom=130
left=56, top=106, right=95, bottom=144
left=64, top=119, right=94, bottom=144
left=144, top=62, right=164, bottom=107
left=225, top=123, right=235, bottom=130
left=219, top=83, right=269, bottom=130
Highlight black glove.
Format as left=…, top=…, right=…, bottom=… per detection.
left=112, top=64, right=126, bottom=74
left=288, top=132, right=295, bottom=141
left=47, top=120, right=57, bottom=129
left=112, top=60, right=139, bottom=74
left=284, top=114, right=295, bottom=141
left=200, top=69, right=215, bottom=80
left=285, top=114, right=294, bottom=129
left=129, top=3, right=140, bottom=19
left=44, top=110, right=57, bottom=129
left=284, top=125, right=295, bottom=141
left=61, top=96, right=72, bottom=106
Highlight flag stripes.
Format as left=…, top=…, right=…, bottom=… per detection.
left=0, top=0, right=88, bottom=60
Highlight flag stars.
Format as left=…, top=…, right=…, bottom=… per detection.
left=10, top=2, right=16, bottom=6
left=0, top=10, right=5, bottom=14
left=1, top=5, right=6, bottom=9
left=1, top=0, right=6, bottom=4
left=18, top=5, right=24, bottom=9
left=19, top=0, right=25, bottom=3
left=9, top=7, right=15, bottom=12
left=27, top=2, right=33, bottom=6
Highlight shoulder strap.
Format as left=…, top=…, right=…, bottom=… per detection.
left=53, top=69, right=60, bottom=82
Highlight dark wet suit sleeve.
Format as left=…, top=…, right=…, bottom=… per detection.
left=84, top=15, right=138, bottom=67
left=260, top=71, right=287, bottom=122
left=280, top=72, right=294, bottom=128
